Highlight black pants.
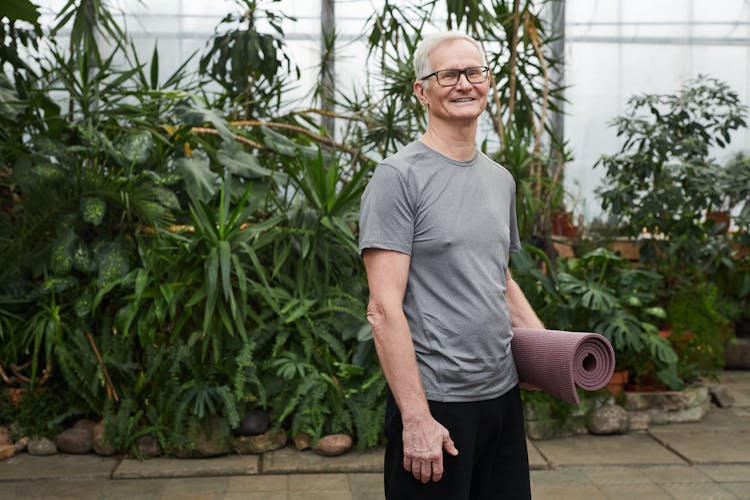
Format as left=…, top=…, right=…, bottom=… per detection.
left=384, top=385, right=531, bottom=500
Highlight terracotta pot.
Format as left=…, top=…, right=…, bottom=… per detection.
left=705, top=211, right=730, bottom=234
left=606, top=370, right=629, bottom=396
left=551, top=212, right=577, bottom=238
left=608, top=240, right=641, bottom=261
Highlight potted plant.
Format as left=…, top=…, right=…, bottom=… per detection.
left=511, top=246, right=682, bottom=390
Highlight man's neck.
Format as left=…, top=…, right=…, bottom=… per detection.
left=419, top=120, right=478, bottom=161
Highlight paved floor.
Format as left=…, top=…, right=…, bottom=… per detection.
left=1, top=370, right=749, bottom=499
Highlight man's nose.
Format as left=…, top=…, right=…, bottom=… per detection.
left=456, top=72, right=473, bottom=89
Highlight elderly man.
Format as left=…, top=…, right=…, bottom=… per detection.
left=358, top=31, right=544, bottom=499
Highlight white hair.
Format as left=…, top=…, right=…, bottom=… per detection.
left=413, top=31, right=487, bottom=87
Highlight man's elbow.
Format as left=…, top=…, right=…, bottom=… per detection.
left=367, top=300, right=386, bottom=327
left=366, top=300, right=398, bottom=341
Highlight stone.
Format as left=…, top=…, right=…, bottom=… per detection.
left=647, top=409, right=668, bottom=425
left=136, top=435, right=162, bottom=458
left=232, top=428, right=287, bottom=454
left=0, top=426, right=11, bottom=446
left=628, top=411, right=651, bottom=431
left=313, top=433, right=353, bottom=457
left=13, top=436, right=30, bottom=452
left=708, top=384, right=735, bottom=408
left=27, top=436, right=57, bottom=456
left=56, top=427, right=94, bottom=454
left=525, top=420, right=560, bottom=440
left=587, top=404, right=630, bottom=435
left=174, top=416, right=231, bottom=457
left=665, top=402, right=710, bottom=423
left=92, top=421, right=115, bottom=456
left=623, top=386, right=709, bottom=422
left=0, top=444, right=15, bottom=461
left=73, top=418, right=99, bottom=434
left=293, top=432, right=312, bottom=451
left=236, top=409, right=270, bottom=436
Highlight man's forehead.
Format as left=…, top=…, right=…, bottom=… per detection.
left=429, top=39, right=482, bottom=60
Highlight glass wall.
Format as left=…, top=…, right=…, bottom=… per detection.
left=566, top=0, right=750, bottom=219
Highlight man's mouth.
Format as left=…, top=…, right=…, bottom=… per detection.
left=451, top=97, right=475, bottom=103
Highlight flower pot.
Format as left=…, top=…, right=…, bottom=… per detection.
left=551, top=212, right=578, bottom=238
left=705, top=211, right=730, bottom=234
left=606, top=370, right=629, bottom=396
left=608, top=239, right=642, bottom=261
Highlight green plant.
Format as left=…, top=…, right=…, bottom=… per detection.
left=511, top=246, right=681, bottom=389
left=596, top=75, right=747, bottom=274
left=666, top=280, right=735, bottom=381
left=521, top=389, right=590, bottom=439
left=199, top=0, right=298, bottom=120
left=13, top=379, right=85, bottom=438
left=1, top=0, right=567, bottom=451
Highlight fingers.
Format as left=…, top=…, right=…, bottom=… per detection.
left=401, top=418, right=458, bottom=483
left=443, top=433, right=459, bottom=457
left=404, top=458, right=443, bottom=483
left=431, top=458, right=444, bottom=482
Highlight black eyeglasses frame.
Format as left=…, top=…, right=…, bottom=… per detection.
left=420, top=66, right=490, bottom=87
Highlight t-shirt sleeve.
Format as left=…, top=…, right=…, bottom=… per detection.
left=358, top=164, right=414, bottom=255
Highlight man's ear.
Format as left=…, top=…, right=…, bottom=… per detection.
left=413, top=80, right=429, bottom=106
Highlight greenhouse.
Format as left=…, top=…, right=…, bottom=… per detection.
left=1, top=1, right=749, bottom=498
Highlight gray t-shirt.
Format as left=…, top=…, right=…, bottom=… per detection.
left=359, top=140, right=521, bottom=402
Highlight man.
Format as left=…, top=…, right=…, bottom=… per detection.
left=358, top=31, right=544, bottom=499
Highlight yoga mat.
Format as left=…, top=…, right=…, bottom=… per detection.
left=511, top=327, right=615, bottom=404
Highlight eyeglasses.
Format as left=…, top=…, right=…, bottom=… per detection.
left=420, top=66, right=490, bottom=87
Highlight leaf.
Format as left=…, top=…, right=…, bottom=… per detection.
left=80, top=196, right=107, bottom=226
left=218, top=240, right=232, bottom=302
left=119, top=130, right=154, bottom=165
left=218, top=146, right=285, bottom=182
left=134, top=269, right=148, bottom=302
left=150, top=43, right=159, bottom=89
left=178, top=105, right=234, bottom=143
left=175, top=154, right=218, bottom=204
left=4, top=0, right=41, bottom=24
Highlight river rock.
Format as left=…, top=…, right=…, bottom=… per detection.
left=74, top=418, right=99, bottom=433
left=587, top=404, right=630, bottom=435
left=236, top=409, right=270, bottom=436
left=313, top=434, right=353, bottom=457
left=93, top=421, right=115, bottom=456
left=709, top=384, right=735, bottom=408
left=136, top=435, right=162, bottom=457
left=28, top=437, right=57, bottom=456
left=56, top=427, right=94, bottom=454
left=0, top=444, right=15, bottom=460
left=14, top=436, right=30, bottom=452
left=0, top=426, right=11, bottom=446
left=232, top=428, right=287, bottom=454
left=293, top=432, right=312, bottom=451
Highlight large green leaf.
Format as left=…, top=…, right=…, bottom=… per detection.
left=175, top=154, right=218, bottom=204
left=119, top=130, right=154, bottom=165
left=3, top=0, right=41, bottom=24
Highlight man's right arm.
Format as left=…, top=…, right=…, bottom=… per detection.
left=362, top=248, right=458, bottom=484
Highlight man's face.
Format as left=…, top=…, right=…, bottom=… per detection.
left=415, top=39, right=489, bottom=125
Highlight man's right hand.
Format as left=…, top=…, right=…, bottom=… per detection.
left=401, top=415, right=459, bottom=483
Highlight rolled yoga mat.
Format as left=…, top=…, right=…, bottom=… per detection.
left=511, top=327, right=616, bottom=404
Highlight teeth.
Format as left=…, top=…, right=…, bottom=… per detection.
left=453, top=98, right=473, bottom=102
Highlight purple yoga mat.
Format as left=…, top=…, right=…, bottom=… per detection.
left=511, top=327, right=615, bottom=404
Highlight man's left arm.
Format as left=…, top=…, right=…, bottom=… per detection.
left=506, top=269, right=544, bottom=329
